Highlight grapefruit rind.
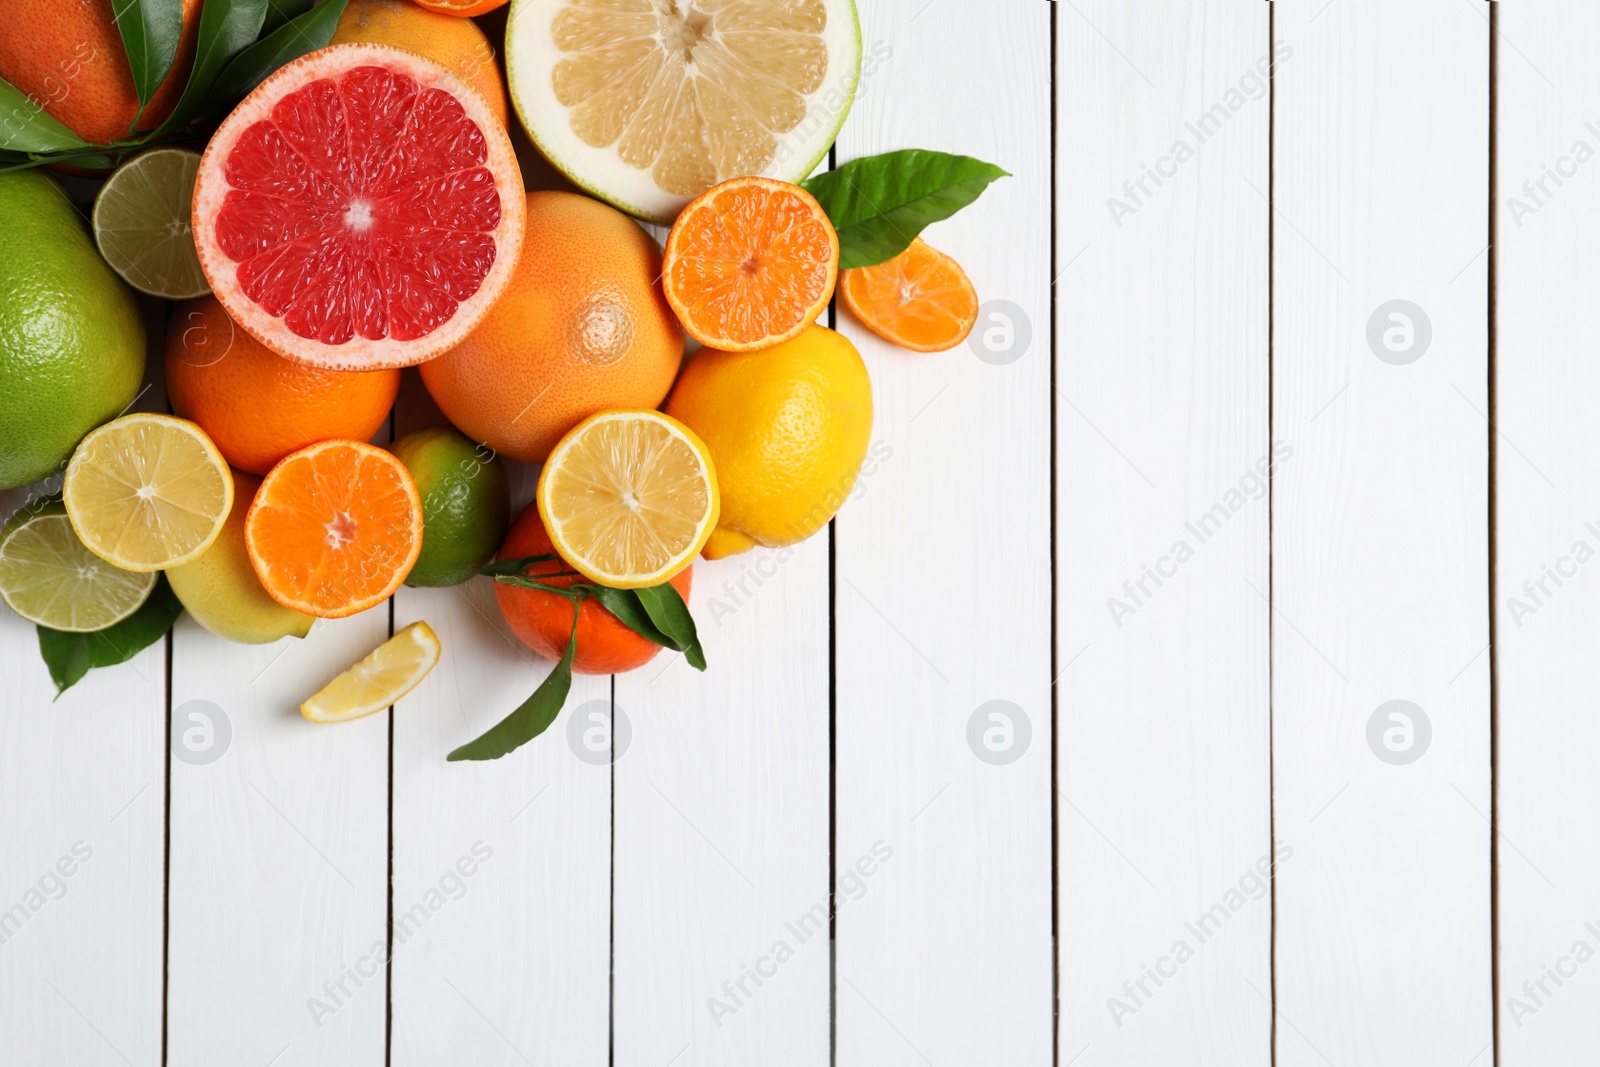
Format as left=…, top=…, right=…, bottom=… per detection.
left=505, top=0, right=862, bottom=225
left=192, top=43, right=525, bottom=372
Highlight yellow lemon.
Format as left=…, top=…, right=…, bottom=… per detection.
left=302, top=621, right=441, bottom=723
left=664, top=324, right=872, bottom=558
left=166, top=471, right=314, bottom=644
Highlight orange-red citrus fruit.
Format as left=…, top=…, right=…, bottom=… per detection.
left=420, top=190, right=684, bottom=463
left=192, top=44, right=524, bottom=371
left=661, top=176, right=838, bottom=352
left=0, top=0, right=201, bottom=145
left=494, top=501, right=691, bottom=675
left=245, top=440, right=424, bottom=618
left=840, top=238, right=979, bottom=353
left=331, top=0, right=508, bottom=129
left=167, top=296, right=400, bottom=475
left=415, top=0, right=508, bottom=15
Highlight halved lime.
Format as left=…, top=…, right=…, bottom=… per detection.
left=92, top=147, right=210, bottom=300
left=0, top=500, right=156, bottom=631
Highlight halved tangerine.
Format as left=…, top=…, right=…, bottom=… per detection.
left=840, top=238, right=979, bottom=353
left=245, top=440, right=424, bottom=619
left=192, top=43, right=524, bottom=371
left=661, top=176, right=838, bottom=352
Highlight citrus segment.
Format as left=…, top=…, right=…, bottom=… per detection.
left=302, top=620, right=440, bottom=722
left=193, top=44, right=525, bottom=370
left=0, top=502, right=156, bottom=632
left=537, top=411, right=719, bottom=589
left=840, top=238, right=979, bottom=353
left=331, top=0, right=509, bottom=129
left=507, top=0, right=862, bottom=222
left=245, top=440, right=424, bottom=618
left=662, top=177, right=838, bottom=351
left=62, top=413, right=234, bottom=572
left=93, top=148, right=210, bottom=300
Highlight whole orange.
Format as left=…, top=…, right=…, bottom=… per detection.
left=420, top=191, right=684, bottom=463
left=0, top=0, right=202, bottom=145
left=330, top=0, right=508, bottom=128
left=494, top=501, right=692, bottom=676
left=166, top=296, right=400, bottom=476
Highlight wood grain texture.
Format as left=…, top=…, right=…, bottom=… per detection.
left=166, top=613, right=391, bottom=1066
left=612, top=541, right=830, bottom=1066
left=834, top=1, right=1053, bottom=1063
left=1272, top=2, right=1492, bottom=1063
left=1056, top=4, right=1272, bottom=1063
left=389, top=399, right=611, bottom=1067
left=0, top=297, right=167, bottom=1067
left=1494, top=4, right=1600, bottom=1061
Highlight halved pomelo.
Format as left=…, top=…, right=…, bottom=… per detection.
left=506, top=0, right=863, bottom=224
left=192, top=43, right=524, bottom=371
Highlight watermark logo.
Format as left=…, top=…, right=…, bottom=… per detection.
left=0, top=841, right=94, bottom=948
left=566, top=699, right=631, bottom=765
left=1366, top=700, right=1431, bottom=765
left=967, top=700, right=1032, bottom=766
left=1366, top=300, right=1431, bottom=365
left=968, top=300, right=1032, bottom=366
left=172, top=699, right=231, bottom=766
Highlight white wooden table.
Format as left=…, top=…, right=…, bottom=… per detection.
left=2, top=1, right=1592, bottom=1063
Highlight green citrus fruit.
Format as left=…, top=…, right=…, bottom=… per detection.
left=166, top=471, right=314, bottom=644
left=92, top=147, right=210, bottom=300
left=391, top=426, right=510, bottom=587
left=0, top=499, right=156, bottom=632
left=0, top=170, right=145, bottom=490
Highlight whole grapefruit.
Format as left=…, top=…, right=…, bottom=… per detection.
left=420, top=191, right=684, bottom=463
left=0, top=0, right=202, bottom=145
left=494, top=501, right=691, bottom=675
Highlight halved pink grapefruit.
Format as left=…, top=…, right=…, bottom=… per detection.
left=192, top=44, right=524, bottom=370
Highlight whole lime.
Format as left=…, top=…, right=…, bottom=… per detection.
left=0, top=170, right=145, bottom=490
left=391, top=426, right=510, bottom=587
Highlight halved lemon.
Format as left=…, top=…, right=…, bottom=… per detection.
left=63, top=413, right=233, bottom=572
left=537, top=410, right=719, bottom=588
left=302, top=621, right=441, bottom=723
left=507, top=0, right=863, bottom=223
left=0, top=500, right=157, bottom=631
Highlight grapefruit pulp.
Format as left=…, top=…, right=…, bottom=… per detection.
left=192, top=44, right=524, bottom=371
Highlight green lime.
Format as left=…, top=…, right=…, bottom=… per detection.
left=391, top=426, right=510, bottom=587
left=0, top=170, right=145, bottom=490
left=0, top=499, right=156, bottom=632
left=92, top=147, right=210, bottom=300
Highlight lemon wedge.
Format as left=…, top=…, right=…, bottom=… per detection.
left=537, top=410, right=719, bottom=589
left=301, top=621, right=441, bottom=723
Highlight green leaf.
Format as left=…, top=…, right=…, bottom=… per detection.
left=207, top=0, right=349, bottom=115
left=0, top=77, right=91, bottom=153
left=151, top=0, right=271, bottom=136
left=36, top=578, right=185, bottom=697
left=262, top=0, right=318, bottom=35
left=480, top=554, right=562, bottom=578
left=634, top=583, right=705, bottom=671
left=801, top=149, right=1009, bottom=269
left=582, top=585, right=678, bottom=650
left=447, top=617, right=577, bottom=762
left=112, top=0, right=185, bottom=111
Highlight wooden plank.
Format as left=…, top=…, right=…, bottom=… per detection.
left=834, top=1, right=1053, bottom=1063
left=0, top=294, right=168, bottom=1067
left=1272, top=2, right=1492, bottom=1063
left=1056, top=3, right=1272, bottom=1064
left=1495, top=3, right=1600, bottom=1061
left=167, top=408, right=390, bottom=1064
left=390, top=385, right=611, bottom=1067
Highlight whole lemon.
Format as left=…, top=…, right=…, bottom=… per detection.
left=0, top=171, right=145, bottom=490
left=166, top=471, right=314, bottom=644
left=664, top=324, right=873, bottom=558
